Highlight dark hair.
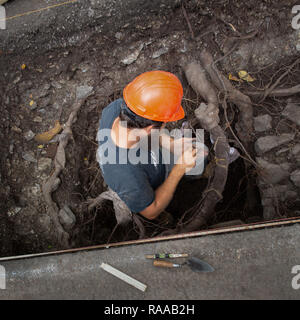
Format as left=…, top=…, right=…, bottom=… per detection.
left=119, top=100, right=164, bottom=129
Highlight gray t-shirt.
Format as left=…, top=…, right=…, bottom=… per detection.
left=97, top=99, right=166, bottom=213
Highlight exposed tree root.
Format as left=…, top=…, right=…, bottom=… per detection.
left=87, top=188, right=146, bottom=240
left=199, top=49, right=254, bottom=152
left=245, top=84, right=300, bottom=97
left=160, top=61, right=231, bottom=235
left=87, top=188, right=132, bottom=226
left=258, top=57, right=300, bottom=103
left=132, top=214, right=146, bottom=239
left=42, top=98, right=87, bottom=248
left=178, top=126, right=230, bottom=233
left=199, top=49, right=259, bottom=218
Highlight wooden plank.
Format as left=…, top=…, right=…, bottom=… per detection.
left=100, top=263, right=147, bottom=292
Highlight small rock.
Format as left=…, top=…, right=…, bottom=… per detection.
left=58, top=205, right=76, bottom=230
left=88, top=7, right=95, bottom=18
left=290, top=169, right=300, bottom=187
left=33, top=116, right=43, bottom=123
left=51, top=81, right=62, bottom=89
left=121, top=43, right=144, bottom=65
left=253, top=114, right=272, bottom=132
left=29, top=184, right=41, bottom=197
left=38, top=108, right=46, bottom=114
left=38, top=83, right=51, bottom=98
left=292, top=144, right=300, bottom=156
left=76, top=85, right=94, bottom=100
left=9, top=144, right=14, bottom=154
left=282, top=102, right=300, bottom=126
left=4, top=95, right=9, bottom=105
left=37, top=158, right=52, bottom=172
left=115, top=32, right=123, bottom=40
left=78, top=63, right=90, bottom=73
left=13, top=76, right=21, bottom=84
left=152, top=46, right=169, bottom=59
left=22, top=184, right=41, bottom=198
left=22, top=151, right=37, bottom=163
left=7, top=207, right=22, bottom=218
left=11, top=126, right=22, bottom=133
left=24, top=130, right=35, bottom=141
left=179, top=39, right=188, bottom=53
left=256, top=157, right=290, bottom=184
left=255, top=133, right=294, bottom=155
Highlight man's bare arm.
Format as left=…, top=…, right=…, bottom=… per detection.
left=139, top=148, right=197, bottom=220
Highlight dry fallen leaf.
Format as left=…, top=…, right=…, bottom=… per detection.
left=229, top=73, right=243, bottom=82
left=35, top=121, right=62, bottom=144
left=238, top=70, right=255, bottom=82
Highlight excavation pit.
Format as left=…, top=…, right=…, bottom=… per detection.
left=0, top=0, right=300, bottom=259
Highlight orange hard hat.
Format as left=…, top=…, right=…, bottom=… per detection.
left=123, top=70, right=185, bottom=122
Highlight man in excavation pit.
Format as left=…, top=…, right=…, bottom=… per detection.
left=96, top=71, right=209, bottom=221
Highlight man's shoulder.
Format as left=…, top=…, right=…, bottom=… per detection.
left=100, top=98, right=123, bottom=129
left=103, top=98, right=123, bottom=115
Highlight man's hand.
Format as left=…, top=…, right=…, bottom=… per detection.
left=159, top=132, right=196, bottom=153
left=171, top=137, right=195, bottom=155
left=159, top=132, right=194, bottom=154
left=175, top=145, right=197, bottom=173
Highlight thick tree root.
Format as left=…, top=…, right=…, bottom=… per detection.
left=199, top=49, right=254, bottom=151
left=160, top=61, right=231, bottom=236
left=87, top=188, right=132, bottom=226
left=87, top=188, right=146, bottom=240
left=178, top=126, right=230, bottom=233
left=42, top=98, right=87, bottom=248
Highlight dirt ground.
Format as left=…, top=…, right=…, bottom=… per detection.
left=0, top=0, right=300, bottom=257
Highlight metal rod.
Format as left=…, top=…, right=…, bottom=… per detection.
left=0, top=217, right=299, bottom=262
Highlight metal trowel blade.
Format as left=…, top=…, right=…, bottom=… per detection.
left=187, top=257, right=214, bottom=273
